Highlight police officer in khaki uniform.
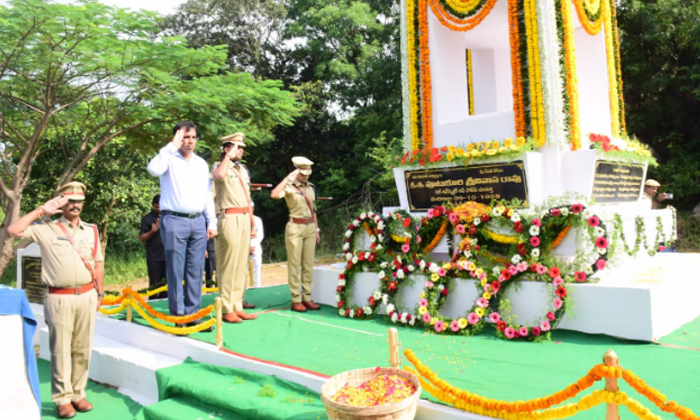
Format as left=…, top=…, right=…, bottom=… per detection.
left=8, top=182, right=104, bottom=419
left=270, top=157, right=321, bottom=312
left=212, top=133, right=258, bottom=323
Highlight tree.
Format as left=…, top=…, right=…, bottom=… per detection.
left=617, top=0, right=700, bottom=207
left=22, top=135, right=160, bottom=256
left=160, top=0, right=291, bottom=80
left=0, top=0, right=301, bottom=275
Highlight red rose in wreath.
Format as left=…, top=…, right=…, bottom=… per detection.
left=356, top=308, right=364, bottom=317
left=388, top=281, right=398, bottom=291
left=497, top=320, right=507, bottom=332
left=347, top=262, right=353, bottom=269
left=337, top=286, right=344, bottom=293
left=481, top=214, right=490, bottom=222
left=368, top=253, right=376, bottom=262
left=491, top=281, right=501, bottom=292
left=514, top=221, right=524, bottom=233
left=441, top=288, right=449, bottom=296
left=338, top=300, right=345, bottom=308
left=403, top=218, right=411, bottom=228
left=369, top=296, right=376, bottom=306
left=358, top=253, right=365, bottom=261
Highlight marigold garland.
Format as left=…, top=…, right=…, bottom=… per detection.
left=99, top=299, right=131, bottom=315
left=602, top=0, right=621, bottom=136
left=404, top=349, right=694, bottom=420
left=418, top=0, right=433, bottom=150
left=129, top=288, right=214, bottom=324
left=428, top=0, right=498, bottom=31
left=130, top=302, right=216, bottom=335
left=422, top=219, right=448, bottom=254
left=524, top=0, right=545, bottom=146
left=406, top=0, right=421, bottom=150
left=548, top=224, right=571, bottom=250
left=559, top=0, right=582, bottom=149
left=466, top=49, right=474, bottom=116
left=507, top=0, right=526, bottom=138
left=573, top=0, right=604, bottom=35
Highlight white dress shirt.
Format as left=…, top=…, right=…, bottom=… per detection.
left=147, top=142, right=216, bottom=230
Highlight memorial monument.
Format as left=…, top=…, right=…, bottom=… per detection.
left=311, top=0, right=697, bottom=342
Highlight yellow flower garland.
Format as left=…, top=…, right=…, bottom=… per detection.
left=602, top=0, right=621, bottom=136
left=404, top=349, right=695, bottom=420
left=573, top=0, right=604, bottom=35
left=466, top=49, right=474, bottom=116
left=99, top=299, right=131, bottom=315
left=406, top=0, right=421, bottom=150
left=131, top=302, right=216, bottom=335
left=507, top=0, right=527, bottom=138
left=561, top=0, right=582, bottom=150
left=524, top=0, right=545, bottom=146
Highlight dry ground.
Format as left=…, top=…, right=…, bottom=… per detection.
left=104, top=255, right=342, bottom=293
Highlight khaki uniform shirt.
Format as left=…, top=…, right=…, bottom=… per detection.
left=277, top=180, right=316, bottom=218
left=212, top=161, right=251, bottom=211
left=22, top=217, right=103, bottom=288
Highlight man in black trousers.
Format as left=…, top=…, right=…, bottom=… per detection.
left=139, top=194, right=167, bottom=299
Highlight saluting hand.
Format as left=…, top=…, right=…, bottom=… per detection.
left=42, top=196, right=68, bottom=216
left=172, top=128, right=185, bottom=149
left=286, top=169, right=300, bottom=183
left=224, top=143, right=239, bottom=161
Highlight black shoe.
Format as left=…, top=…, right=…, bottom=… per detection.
left=187, top=320, right=214, bottom=333
left=242, top=300, right=256, bottom=309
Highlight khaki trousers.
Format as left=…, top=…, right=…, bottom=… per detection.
left=286, top=222, right=316, bottom=303
left=216, top=213, right=251, bottom=313
left=44, top=289, right=97, bottom=406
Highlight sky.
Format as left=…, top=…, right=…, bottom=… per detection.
left=0, top=0, right=185, bottom=16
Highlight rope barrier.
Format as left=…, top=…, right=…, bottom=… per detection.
left=404, top=349, right=698, bottom=420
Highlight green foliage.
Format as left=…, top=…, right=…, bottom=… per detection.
left=617, top=0, right=700, bottom=208
left=257, top=384, right=276, bottom=398
left=102, top=252, right=148, bottom=286
left=162, top=0, right=403, bottom=247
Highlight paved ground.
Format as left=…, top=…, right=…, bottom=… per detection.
left=104, top=256, right=341, bottom=293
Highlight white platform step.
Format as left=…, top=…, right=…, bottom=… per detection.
left=39, top=321, right=182, bottom=406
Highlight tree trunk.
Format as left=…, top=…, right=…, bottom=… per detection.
left=0, top=195, right=23, bottom=282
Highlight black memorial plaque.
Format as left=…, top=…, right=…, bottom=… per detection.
left=21, top=257, right=46, bottom=304
left=404, top=162, right=528, bottom=211
left=591, top=161, right=644, bottom=203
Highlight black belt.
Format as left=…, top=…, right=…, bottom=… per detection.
left=162, top=210, right=203, bottom=219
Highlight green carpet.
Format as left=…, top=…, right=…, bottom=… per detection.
left=38, top=358, right=141, bottom=420
left=134, top=358, right=327, bottom=420
left=656, top=314, right=700, bottom=348
left=112, top=285, right=700, bottom=420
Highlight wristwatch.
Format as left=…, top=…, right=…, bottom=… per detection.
left=98, top=293, right=104, bottom=298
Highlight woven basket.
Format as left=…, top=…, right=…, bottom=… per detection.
left=320, top=367, right=421, bottom=420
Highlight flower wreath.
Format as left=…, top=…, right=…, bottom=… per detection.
left=337, top=211, right=386, bottom=319
left=448, top=203, right=562, bottom=340
left=524, top=204, right=609, bottom=283
left=383, top=255, right=431, bottom=327
left=342, top=211, right=385, bottom=259
left=493, top=203, right=609, bottom=341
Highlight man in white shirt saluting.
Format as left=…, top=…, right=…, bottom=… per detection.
left=147, top=121, right=217, bottom=332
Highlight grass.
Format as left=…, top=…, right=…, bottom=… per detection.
left=0, top=250, right=148, bottom=288
left=102, top=252, right=148, bottom=286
